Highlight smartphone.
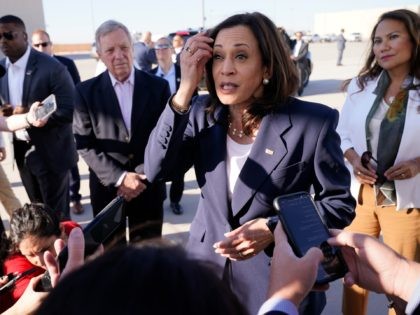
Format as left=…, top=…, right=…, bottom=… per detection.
left=35, top=196, right=125, bottom=291
left=273, top=191, right=348, bottom=285
left=34, top=94, right=57, bottom=120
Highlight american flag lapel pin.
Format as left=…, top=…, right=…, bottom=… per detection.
left=265, top=148, right=274, bottom=155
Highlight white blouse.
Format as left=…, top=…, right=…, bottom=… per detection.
left=226, top=135, right=253, bottom=199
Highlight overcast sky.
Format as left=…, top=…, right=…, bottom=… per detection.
left=43, top=0, right=417, bottom=43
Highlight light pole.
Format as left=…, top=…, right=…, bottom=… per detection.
left=201, top=0, right=206, bottom=29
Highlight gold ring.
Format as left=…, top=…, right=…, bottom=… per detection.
left=185, top=46, right=193, bottom=55
left=401, top=173, right=405, bottom=178
left=357, top=171, right=361, bottom=175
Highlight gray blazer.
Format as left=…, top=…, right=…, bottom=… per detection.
left=0, top=48, right=77, bottom=174
left=145, top=95, right=355, bottom=314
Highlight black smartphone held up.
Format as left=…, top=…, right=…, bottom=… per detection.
left=273, top=191, right=348, bottom=285
left=35, top=196, right=125, bottom=291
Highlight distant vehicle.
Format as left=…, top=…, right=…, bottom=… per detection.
left=321, top=33, right=337, bottom=42
left=348, top=32, right=362, bottom=42
left=167, top=29, right=203, bottom=42
left=302, top=33, right=321, bottom=43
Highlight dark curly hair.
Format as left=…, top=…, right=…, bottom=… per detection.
left=9, top=203, right=61, bottom=253
left=205, top=12, right=299, bottom=136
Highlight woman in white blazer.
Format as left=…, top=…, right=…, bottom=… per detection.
left=337, top=9, right=420, bottom=315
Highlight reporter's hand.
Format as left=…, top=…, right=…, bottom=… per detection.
left=267, top=224, right=324, bottom=307
left=27, top=102, right=48, bottom=128
left=3, top=275, right=48, bottom=315
left=328, top=230, right=420, bottom=302
left=43, top=227, right=85, bottom=287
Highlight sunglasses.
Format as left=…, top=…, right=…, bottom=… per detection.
left=33, top=42, right=50, bottom=48
left=0, top=31, right=15, bottom=41
left=361, top=151, right=386, bottom=183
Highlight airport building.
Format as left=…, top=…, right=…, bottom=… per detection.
left=314, top=4, right=419, bottom=41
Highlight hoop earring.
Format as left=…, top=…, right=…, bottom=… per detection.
left=263, top=78, right=269, bottom=85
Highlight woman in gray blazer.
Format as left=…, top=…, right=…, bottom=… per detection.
left=145, top=12, right=355, bottom=315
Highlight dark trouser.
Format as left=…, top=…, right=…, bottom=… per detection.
left=169, top=173, right=184, bottom=204
left=14, top=140, right=70, bottom=220
left=69, top=165, right=82, bottom=202
left=89, top=170, right=165, bottom=243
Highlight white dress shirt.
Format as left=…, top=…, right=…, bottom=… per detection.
left=108, top=68, right=135, bottom=135
left=6, top=46, right=31, bottom=141
left=155, top=65, right=176, bottom=94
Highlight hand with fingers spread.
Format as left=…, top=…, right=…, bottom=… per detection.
left=213, top=218, right=274, bottom=261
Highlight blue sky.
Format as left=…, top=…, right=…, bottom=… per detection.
left=43, top=0, right=417, bottom=43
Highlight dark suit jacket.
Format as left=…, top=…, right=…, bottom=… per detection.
left=0, top=48, right=77, bottom=174
left=54, top=55, right=81, bottom=85
left=133, top=42, right=156, bottom=72
left=145, top=95, right=355, bottom=314
left=293, top=40, right=309, bottom=63
left=74, top=68, right=170, bottom=187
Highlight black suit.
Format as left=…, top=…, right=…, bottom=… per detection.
left=74, top=68, right=170, bottom=240
left=53, top=55, right=81, bottom=85
left=0, top=48, right=77, bottom=219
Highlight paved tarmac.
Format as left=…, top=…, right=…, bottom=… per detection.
left=0, top=41, right=388, bottom=314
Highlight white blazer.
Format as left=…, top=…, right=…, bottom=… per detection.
left=337, top=72, right=420, bottom=210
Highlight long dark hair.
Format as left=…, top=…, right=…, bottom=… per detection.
left=356, top=9, right=420, bottom=90
left=205, top=12, right=299, bottom=135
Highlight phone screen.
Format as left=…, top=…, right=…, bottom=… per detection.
left=273, top=192, right=348, bottom=284
left=35, top=94, right=57, bottom=120
left=35, top=196, right=124, bottom=292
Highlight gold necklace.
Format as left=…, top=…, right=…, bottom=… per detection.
left=228, top=121, right=244, bottom=138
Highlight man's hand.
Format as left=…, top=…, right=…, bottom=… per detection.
left=117, top=172, right=147, bottom=201
left=0, top=104, right=14, bottom=117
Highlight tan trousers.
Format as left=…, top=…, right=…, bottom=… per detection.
left=342, top=184, right=420, bottom=315
left=0, top=163, right=21, bottom=216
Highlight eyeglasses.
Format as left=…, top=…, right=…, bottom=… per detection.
left=33, top=42, right=50, bottom=48
left=154, top=44, right=171, bottom=50
left=0, top=31, right=16, bottom=41
left=360, top=151, right=378, bottom=168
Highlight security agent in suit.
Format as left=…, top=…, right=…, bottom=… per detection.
left=0, top=15, right=77, bottom=219
left=290, top=31, right=309, bottom=96
left=74, top=20, right=170, bottom=240
left=149, top=36, right=198, bottom=215
left=31, top=29, right=84, bottom=215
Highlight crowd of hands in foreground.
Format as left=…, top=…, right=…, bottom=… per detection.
left=1, top=222, right=419, bottom=315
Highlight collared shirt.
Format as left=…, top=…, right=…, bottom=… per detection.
left=155, top=65, right=176, bottom=94
left=257, top=297, right=298, bottom=315
left=108, top=68, right=135, bottom=135
left=6, top=45, right=31, bottom=109
left=293, top=40, right=302, bottom=57
left=6, top=46, right=31, bottom=141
